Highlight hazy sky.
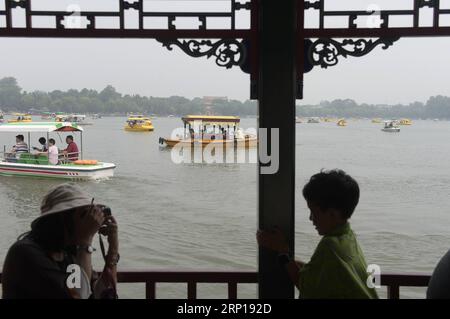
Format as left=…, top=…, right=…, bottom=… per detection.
left=1, top=0, right=450, bottom=105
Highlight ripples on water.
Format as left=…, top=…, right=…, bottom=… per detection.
left=1, top=118, right=450, bottom=298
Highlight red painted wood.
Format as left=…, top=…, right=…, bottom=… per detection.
left=0, top=270, right=431, bottom=299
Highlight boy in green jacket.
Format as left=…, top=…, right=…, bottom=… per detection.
left=257, top=169, right=378, bottom=299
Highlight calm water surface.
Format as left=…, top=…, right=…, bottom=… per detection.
left=1, top=117, right=449, bottom=298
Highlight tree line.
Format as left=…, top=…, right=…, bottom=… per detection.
left=297, top=98, right=450, bottom=120
left=1, top=77, right=450, bottom=119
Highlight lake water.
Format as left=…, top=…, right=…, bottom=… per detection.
left=1, top=117, right=449, bottom=299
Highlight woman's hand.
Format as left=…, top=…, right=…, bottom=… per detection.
left=99, top=215, right=119, bottom=255
left=73, top=206, right=105, bottom=245
left=256, top=227, right=289, bottom=254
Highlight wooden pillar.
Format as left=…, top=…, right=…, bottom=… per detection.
left=258, top=0, right=299, bottom=299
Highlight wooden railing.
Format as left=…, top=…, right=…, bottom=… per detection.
left=117, top=270, right=258, bottom=299
left=0, top=270, right=431, bottom=299
left=380, top=273, right=431, bottom=299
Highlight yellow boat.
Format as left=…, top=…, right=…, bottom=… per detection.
left=124, top=115, right=154, bottom=132
left=399, top=119, right=412, bottom=125
left=372, top=118, right=382, bottom=123
left=159, top=115, right=257, bottom=148
left=8, top=113, right=32, bottom=123
left=337, top=119, right=347, bottom=126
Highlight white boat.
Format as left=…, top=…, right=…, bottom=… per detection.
left=381, top=120, right=400, bottom=132
left=0, top=122, right=116, bottom=180
left=56, top=114, right=93, bottom=125
left=307, top=117, right=320, bottom=123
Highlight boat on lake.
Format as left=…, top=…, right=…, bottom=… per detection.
left=307, top=117, right=320, bottom=123
left=399, top=119, right=412, bottom=125
left=337, top=119, right=347, bottom=127
left=8, top=113, right=32, bottom=123
left=382, top=120, right=401, bottom=132
left=124, top=115, right=154, bottom=132
left=41, top=112, right=66, bottom=120
left=0, top=122, right=116, bottom=180
left=55, top=114, right=93, bottom=125
left=159, top=115, right=257, bottom=148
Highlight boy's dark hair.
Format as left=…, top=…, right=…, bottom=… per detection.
left=66, top=135, right=73, bottom=141
left=39, top=137, right=46, bottom=144
left=16, top=135, right=24, bottom=141
left=302, top=169, right=360, bottom=219
left=48, top=138, right=55, bottom=145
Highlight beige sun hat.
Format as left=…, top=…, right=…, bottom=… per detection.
left=31, top=183, right=93, bottom=228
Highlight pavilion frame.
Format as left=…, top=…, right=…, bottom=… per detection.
left=1, top=0, right=450, bottom=298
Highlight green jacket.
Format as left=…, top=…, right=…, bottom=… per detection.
left=298, top=222, right=379, bottom=299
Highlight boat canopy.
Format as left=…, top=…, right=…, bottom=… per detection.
left=0, top=122, right=83, bottom=132
left=182, top=115, right=240, bottom=126
left=128, top=117, right=151, bottom=121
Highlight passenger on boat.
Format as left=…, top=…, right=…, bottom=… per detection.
left=257, top=169, right=379, bottom=299
left=32, top=137, right=48, bottom=152
left=10, top=134, right=29, bottom=157
left=2, top=183, right=119, bottom=299
left=63, top=135, right=79, bottom=161
left=38, top=138, right=59, bottom=165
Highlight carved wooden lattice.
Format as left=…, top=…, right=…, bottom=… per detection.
left=1, top=0, right=450, bottom=98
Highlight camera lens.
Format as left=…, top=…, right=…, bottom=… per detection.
left=102, top=206, right=112, bottom=217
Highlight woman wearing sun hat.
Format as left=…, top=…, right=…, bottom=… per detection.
left=2, top=183, right=119, bottom=299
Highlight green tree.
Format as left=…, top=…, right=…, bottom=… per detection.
left=0, top=77, right=22, bottom=110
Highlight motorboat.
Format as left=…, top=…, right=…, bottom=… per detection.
left=124, top=115, right=154, bottom=132
left=337, top=119, right=347, bottom=126
left=0, top=122, right=116, bottom=180
left=307, top=117, right=320, bottom=123
left=381, top=120, right=401, bottom=132
left=55, top=114, right=93, bottom=125
left=8, top=113, right=32, bottom=123
left=159, top=115, right=257, bottom=148
left=399, top=119, right=412, bottom=125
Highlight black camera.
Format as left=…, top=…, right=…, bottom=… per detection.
left=96, top=204, right=112, bottom=217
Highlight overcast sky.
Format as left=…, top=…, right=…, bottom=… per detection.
left=1, top=0, right=450, bottom=105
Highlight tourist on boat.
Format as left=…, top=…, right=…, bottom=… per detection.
left=2, top=183, right=119, bottom=299
left=32, top=137, right=48, bottom=152
left=47, top=139, right=59, bottom=165
left=427, top=249, right=450, bottom=298
left=257, top=169, right=379, bottom=299
left=11, top=134, right=29, bottom=155
left=63, top=135, right=79, bottom=161
left=37, top=138, right=59, bottom=165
